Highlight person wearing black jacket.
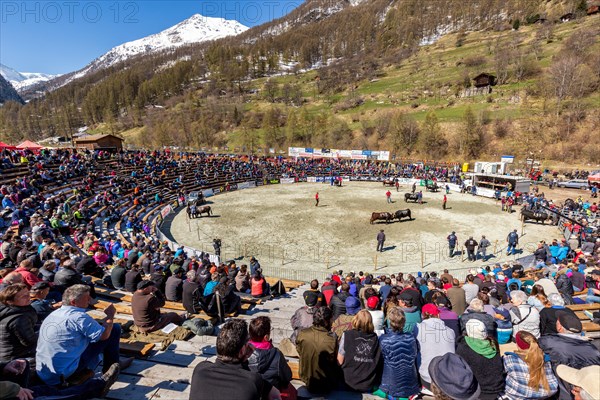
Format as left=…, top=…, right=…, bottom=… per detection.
left=165, top=269, right=184, bottom=302
left=182, top=271, right=202, bottom=314
left=150, top=265, right=168, bottom=294
left=110, top=260, right=127, bottom=290
left=76, top=252, right=103, bottom=278
left=538, top=311, right=600, bottom=400
left=330, top=283, right=351, bottom=320
left=247, top=316, right=295, bottom=396
left=0, top=283, right=38, bottom=362
left=124, top=266, right=143, bottom=293
left=555, top=270, right=574, bottom=297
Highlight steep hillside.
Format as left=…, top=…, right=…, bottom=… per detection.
left=0, top=75, right=24, bottom=105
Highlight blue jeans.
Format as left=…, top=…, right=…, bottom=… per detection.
left=75, top=323, right=121, bottom=374
left=507, top=244, right=517, bottom=254
left=587, top=289, right=600, bottom=304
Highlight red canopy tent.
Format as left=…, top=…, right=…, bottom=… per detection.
left=0, top=141, right=16, bottom=150
left=16, top=140, right=43, bottom=152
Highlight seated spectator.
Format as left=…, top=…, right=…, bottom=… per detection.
left=0, top=283, right=38, bottom=361
left=433, top=293, right=460, bottom=338
left=337, top=310, right=383, bottom=393
left=14, top=259, right=44, bottom=289
left=332, top=295, right=361, bottom=339
left=214, top=277, right=241, bottom=315
left=538, top=311, right=600, bottom=399
left=534, top=272, right=559, bottom=296
left=296, top=306, right=340, bottom=394
left=53, top=259, right=86, bottom=290
left=330, top=283, right=351, bottom=319
left=376, top=307, right=420, bottom=399
left=203, top=273, right=219, bottom=297
left=150, top=263, right=167, bottom=293
left=539, top=293, right=577, bottom=336
left=165, top=268, right=184, bottom=302
left=503, top=331, right=558, bottom=399
left=321, top=278, right=336, bottom=305
left=303, top=279, right=324, bottom=307
left=586, top=269, right=600, bottom=304
left=463, top=274, right=480, bottom=304
left=0, top=358, right=120, bottom=400
left=124, top=265, right=143, bottom=293
left=75, top=251, right=103, bottom=278
left=36, top=284, right=134, bottom=385
left=416, top=304, right=455, bottom=392
left=39, top=260, right=56, bottom=282
left=527, top=285, right=550, bottom=312
left=190, top=319, right=280, bottom=400
left=182, top=271, right=202, bottom=314
left=555, top=365, right=600, bottom=400
left=509, top=290, right=541, bottom=339
left=365, top=295, right=384, bottom=334
left=290, top=291, right=319, bottom=344
left=396, top=293, right=421, bottom=333
left=110, top=260, right=127, bottom=290
left=251, top=271, right=270, bottom=298
left=29, top=281, right=60, bottom=324
left=429, top=353, right=481, bottom=400
left=247, top=316, right=295, bottom=398
left=456, top=319, right=506, bottom=400
left=0, top=272, right=23, bottom=292
left=555, top=269, right=574, bottom=297
left=131, top=281, right=186, bottom=333
left=234, top=264, right=251, bottom=293
left=461, top=298, right=497, bottom=339
left=446, top=278, right=467, bottom=315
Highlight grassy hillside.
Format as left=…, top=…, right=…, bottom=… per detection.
left=206, top=14, right=599, bottom=165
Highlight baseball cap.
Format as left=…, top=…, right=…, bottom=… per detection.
left=557, top=310, right=582, bottom=333
left=367, top=296, right=379, bottom=309
left=31, top=281, right=50, bottom=291
left=422, top=303, right=440, bottom=317
left=303, top=291, right=319, bottom=307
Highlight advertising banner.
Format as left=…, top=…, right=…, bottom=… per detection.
left=160, top=205, right=172, bottom=219
left=280, top=178, right=295, bottom=184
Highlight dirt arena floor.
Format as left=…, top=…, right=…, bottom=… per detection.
left=169, top=182, right=569, bottom=277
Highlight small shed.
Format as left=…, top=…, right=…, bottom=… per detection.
left=472, top=73, right=497, bottom=88
left=74, top=134, right=123, bottom=151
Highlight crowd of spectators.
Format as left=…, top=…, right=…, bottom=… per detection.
left=1, top=147, right=600, bottom=400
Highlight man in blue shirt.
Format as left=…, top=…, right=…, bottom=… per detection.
left=36, top=284, right=133, bottom=385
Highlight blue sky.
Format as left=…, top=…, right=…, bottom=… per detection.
left=0, top=0, right=301, bottom=74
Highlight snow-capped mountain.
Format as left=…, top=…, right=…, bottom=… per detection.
left=0, top=64, right=58, bottom=92
left=71, top=14, right=248, bottom=79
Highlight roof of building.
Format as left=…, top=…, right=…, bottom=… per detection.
left=74, top=134, right=123, bottom=142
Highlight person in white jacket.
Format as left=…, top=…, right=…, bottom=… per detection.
left=415, top=304, right=456, bottom=392
left=509, top=290, right=541, bottom=339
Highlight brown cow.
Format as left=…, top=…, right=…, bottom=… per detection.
left=197, top=205, right=212, bottom=217
left=370, top=212, right=392, bottom=224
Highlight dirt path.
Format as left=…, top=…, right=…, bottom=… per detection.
left=171, top=182, right=560, bottom=276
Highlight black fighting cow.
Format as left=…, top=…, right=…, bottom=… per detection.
left=426, top=182, right=439, bottom=192
left=404, top=193, right=419, bottom=203
left=521, top=209, right=549, bottom=224
left=393, top=209, right=412, bottom=222
left=370, top=212, right=392, bottom=224
left=382, top=179, right=396, bottom=187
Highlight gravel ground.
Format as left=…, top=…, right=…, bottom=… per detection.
left=171, top=182, right=561, bottom=276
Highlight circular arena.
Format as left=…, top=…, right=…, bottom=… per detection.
left=170, top=181, right=557, bottom=279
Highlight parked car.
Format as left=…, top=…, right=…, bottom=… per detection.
left=556, top=179, right=589, bottom=189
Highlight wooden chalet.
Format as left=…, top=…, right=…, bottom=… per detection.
left=74, top=134, right=124, bottom=151
left=472, top=73, right=497, bottom=88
